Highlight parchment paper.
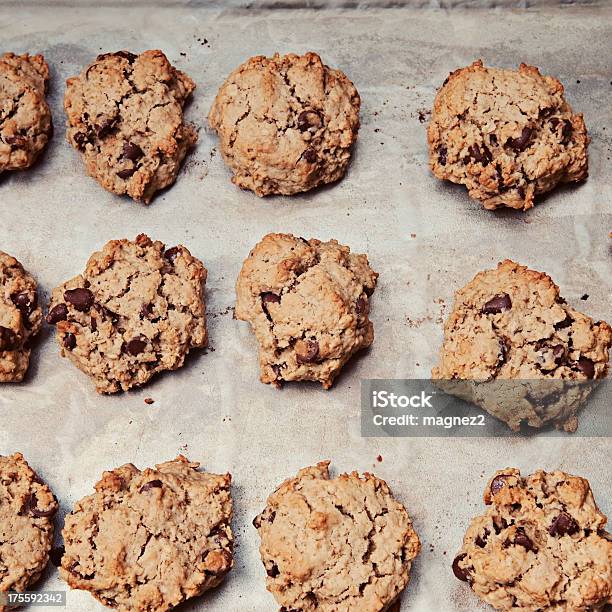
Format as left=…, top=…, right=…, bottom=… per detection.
left=1, top=2, right=610, bottom=610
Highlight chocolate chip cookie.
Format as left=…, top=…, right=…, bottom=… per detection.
left=209, top=52, right=360, bottom=196
left=254, top=461, right=420, bottom=611
left=428, top=60, right=589, bottom=210
left=64, top=50, right=197, bottom=203
left=453, top=468, right=612, bottom=610
left=432, top=260, right=612, bottom=431
left=0, top=453, right=58, bottom=607
left=60, top=456, right=233, bottom=611
left=235, top=233, right=377, bottom=388
left=0, top=251, right=42, bottom=382
left=0, top=53, right=52, bottom=173
left=47, top=234, right=207, bottom=393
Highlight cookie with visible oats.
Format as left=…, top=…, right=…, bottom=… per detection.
left=0, top=251, right=42, bottom=382
left=0, top=453, right=58, bottom=608
left=428, top=60, right=589, bottom=210
left=64, top=50, right=197, bottom=203
left=253, top=462, right=420, bottom=611
left=0, top=52, right=52, bottom=173
left=60, top=456, right=233, bottom=611
left=209, top=52, right=360, bottom=196
left=46, top=234, right=207, bottom=393
left=432, top=260, right=611, bottom=431
left=452, top=468, right=612, bottom=610
left=235, top=233, right=377, bottom=388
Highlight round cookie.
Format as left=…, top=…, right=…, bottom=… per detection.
left=427, top=60, right=589, bottom=210
left=208, top=52, right=360, bottom=196
left=432, top=259, right=612, bottom=431
left=64, top=50, right=197, bottom=203
left=46, top=234, right=207, bottom=393
left=253, top=462, right=420, bottom=611
left=0, top=52, right=52, bottom=173
left=0, top=453, right=58, bottom=603
left=60, top=456, right=233, bottom=611
left=452, top=468, right=612, bottom=610
left=235, top=233, right=378, bottom=388
left=0, top=251, right=42, bottom=382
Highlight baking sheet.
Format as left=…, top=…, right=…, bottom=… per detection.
left=1, top=2, right=611, bottom=611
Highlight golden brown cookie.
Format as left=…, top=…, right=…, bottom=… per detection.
left=428, top=60, right=589, bottom=210
left=235, top=233, right=377, bottom=388
left=46, top=234, right=207, bottom=393
left=60, top=456, right=233, bottom=611
left=0, top=453, right=58, bottom=609
left=64, top=50, right=197, bottom=203
left=453, top=468, right=612, bottom=610
left=254, top=462, right=420, bottom=611
left=432, top=260, right=611, bottom=431
left=0, top=52, right=52, bottom=173
left=209, top=52, right=360, bottom=196
left=0, top=251, right=42, bottom=382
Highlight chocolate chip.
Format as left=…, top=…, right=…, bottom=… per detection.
left=355, top=297, right=368, bottom=316
left=552, top=344, right=566, bottom=363
left=64, top=288, right=94, bottom=312
left=73, top=132, right=91, bottom=149
left=50, top=546, right=65, bottom=567
left=266, top=564, right=280, bottom=578
left=296, top=339, right=319, bottom=364
left=140, top=303, right=154, bottom=319
left=117, top=167, right=136, bottom=179
left=63, top=333, right=76, bottom=350
left=126, top=336, right=147, bottom=356
left=164, top=246, right=180, bottom=262
left=261, top=292, right=281, bottom=305
left=576, top=356, right=595, bottom=379
left=0, top=326, right=18, bottom=351
left=260, top=292, right=281, bottom=321
left=551, top=117, right=573, bottom=142
left=302, top=148, right=317, bottom=163
left=114, top=50, right=137, bottom=63
left=554, top=315, right=573, bottom=330
left=297, top=110, right=322, bottom=132
left=517, top=185, right=526, bottom=199
left=475, top=530, right=488, bottom=548
left=452, top=553, right=470, bottom=582
left=438, top=145, right=447, bottom=166
left=95, top=118, right=116, bottom=138
left=139, top=479, right=163, bottom=493
left=561, top=119, right=573, bottom=142
left=46, top=303, right=68, bottom=324
left=90, top=316, right=97, bottom=332
left=482, top=293, right=512, bottom=315
left=5, top=135, right=27, bottom=147
left=507, top=127, right=533, bottom=152
left=549, top=512, right=579, bottom=537
left=11, top=292, right=36, bottom=316
left=513, top=528, right=535, bottom=551
left=122, top=141, right=143, bottom=161
left=468, top=143, right=492, bottom=165
left=490, top=474, right=509, bottom=495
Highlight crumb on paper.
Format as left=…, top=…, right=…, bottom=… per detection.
left=144, top=398, right=154, bottom=405
left=376, top=455, right=383, bottom=462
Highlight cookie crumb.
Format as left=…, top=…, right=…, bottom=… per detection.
left=144, top=398, right=154, bottom=405
left=376, top=455, right=383, bottom=462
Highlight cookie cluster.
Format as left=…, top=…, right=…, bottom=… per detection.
left=2, top=42, right=611, bottom=612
